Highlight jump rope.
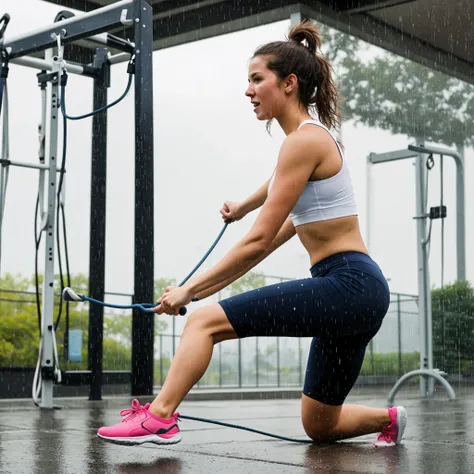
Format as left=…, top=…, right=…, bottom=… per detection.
left=53, top=54, right=313, bottom=444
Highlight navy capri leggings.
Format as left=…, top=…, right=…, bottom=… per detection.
left=218, top=251, right=390, bottom=405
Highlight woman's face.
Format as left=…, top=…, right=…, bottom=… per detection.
left=245, top=55, right=288, bottom=121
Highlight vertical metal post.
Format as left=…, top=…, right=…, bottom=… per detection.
left=40, top=55, right=60, bottom=408
left=256, top=337, right=259, bottom=387
left=219, top=343, right=222, bottom=387
left=277, top=279, right=283, bottom=387
left=366, top=155, right=375, bottom=372
left=88, top=51, right=109, bottom=401
left=426, top=260, right=434, bottom=395
left=415, top=148, right=433, bottom=396
left=397, top=294, right=402, bottom=376
left=172, top=318, right=175, bottom=356
left=366, top=156, right=373, bottom=253
left=238, top=340, right=242, bottom=387
left=456, top=147, right=465, bottom=281
left=277, top=337, right=280, bottom=387
left=131, top=0, right=154, bottom=396
left=159, top=334, right=163, bottom=386
left=218, top=290, right=222, bottom=387
left=298, top=338, right=302, bottom=386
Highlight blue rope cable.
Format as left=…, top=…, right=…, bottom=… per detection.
left=179, top=414, right=313, bottom=444
left=68, top=222, right=228, bottom=312
left=179, top=222, right=228, bottom=286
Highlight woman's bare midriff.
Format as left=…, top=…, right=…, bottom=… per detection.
left=295, top=215, right=369, bottom=267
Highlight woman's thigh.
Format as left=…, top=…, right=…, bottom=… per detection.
left=218, top=275, right=385, bottom=339
left=186, top=303, right=239, bottom=344
left=302, top=331, right=375, bottom=408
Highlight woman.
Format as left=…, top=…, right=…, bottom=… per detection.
left=98, top=20, right=407, bottom=448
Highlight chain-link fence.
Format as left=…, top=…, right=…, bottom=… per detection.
left=1, top=280, right=471, bottom=389
left=154, top=291, right=421, bottom=388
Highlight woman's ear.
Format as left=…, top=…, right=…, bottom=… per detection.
left=284, top=73, right=298, bottom=94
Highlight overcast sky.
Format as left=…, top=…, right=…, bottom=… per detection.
left=1, top=0, right=473, bottom=319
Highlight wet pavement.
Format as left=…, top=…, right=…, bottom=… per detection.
left=1, top=387, right=473, bottom=473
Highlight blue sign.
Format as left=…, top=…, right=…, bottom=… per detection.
left=68, top=329, right=83, bottom=362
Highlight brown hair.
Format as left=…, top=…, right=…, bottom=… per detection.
left=252, top=20, right=341, bottom=131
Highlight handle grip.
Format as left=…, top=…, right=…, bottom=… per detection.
left=179, top=306, right=187, bottom=316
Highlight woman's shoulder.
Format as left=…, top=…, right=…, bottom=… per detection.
left=282, top=123, right=334, bottom=157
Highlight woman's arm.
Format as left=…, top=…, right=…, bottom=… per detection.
left=156, top=131, right=323, bottom=315
left=221, top=178, right=271, bottom=223
left=186, top=133, right=319, bottom=298
left=240, top=178, right=271, bottom=215
left=194, top=217, right=296, bottom=300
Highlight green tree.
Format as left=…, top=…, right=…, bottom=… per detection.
left=432, top=280, right=474, bottom=375
left=228, top=271, right=266, bottom=296
left=0, top=273, right=172, bottom=370
left=320, top=25, right=474, bottom=149
left=0, top=272, right=89, bottom=367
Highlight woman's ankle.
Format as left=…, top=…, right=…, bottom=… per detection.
left=381, top=408, right=392, bottom=427
left=149, top=402, right=174, bottom=419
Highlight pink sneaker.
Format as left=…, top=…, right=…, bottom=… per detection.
left=97, top=399, right=182, bottom=446
left=373, top=406, right=407, bottom=447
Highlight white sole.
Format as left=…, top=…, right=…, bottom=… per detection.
left=97, top=433, right=182, bottom=446
left=395, top=406, right=407, bottom=444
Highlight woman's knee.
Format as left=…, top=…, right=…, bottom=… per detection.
left=183, top=304, right=237, bottom=343
left=302, top=418, right=337, bottom=442
left=301, top=394, right=341, bottom=442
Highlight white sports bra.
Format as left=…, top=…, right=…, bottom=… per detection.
left=268, top=119, right=358, bottom=227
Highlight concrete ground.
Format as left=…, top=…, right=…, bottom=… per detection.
left=1, top=386, right=473, bottom=474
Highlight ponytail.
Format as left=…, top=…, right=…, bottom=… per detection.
left=254, top=20, right=341, bottom=130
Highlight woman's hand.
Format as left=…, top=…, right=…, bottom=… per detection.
left=220, top=201, right=246, bottom=223
left=154, top=285, right=194, bottom=315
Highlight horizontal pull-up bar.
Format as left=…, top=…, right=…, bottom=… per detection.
left=1, top=0, right=134, bottom=59
left=408, top=144, right=463, bottom=167
left=9, top=56, right=91, bottom=76
left=368, top=149, right=417, bottom=164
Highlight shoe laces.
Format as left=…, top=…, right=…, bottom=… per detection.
left=376, top=427, right=393, bottom=444
left=120, top=399, right=150, bottom=423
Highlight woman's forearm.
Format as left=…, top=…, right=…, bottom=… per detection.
left=240, top=179, right=270, bottom=215
left=194, top=218, right=296, bottom=300
left=187, top=237, right=265, bottom=297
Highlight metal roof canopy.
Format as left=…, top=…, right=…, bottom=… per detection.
left=37, top=0, right=474, bottom=85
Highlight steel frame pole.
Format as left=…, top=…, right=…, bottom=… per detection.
left=131, top=0, right=154, bottom=396
left=414, top=149, right=433, bottom=395
left=88, top=51, right=109, bottom=401
left=368, top=144, right=461, bottom=403
left=40, top=54, right=61, bottom=408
